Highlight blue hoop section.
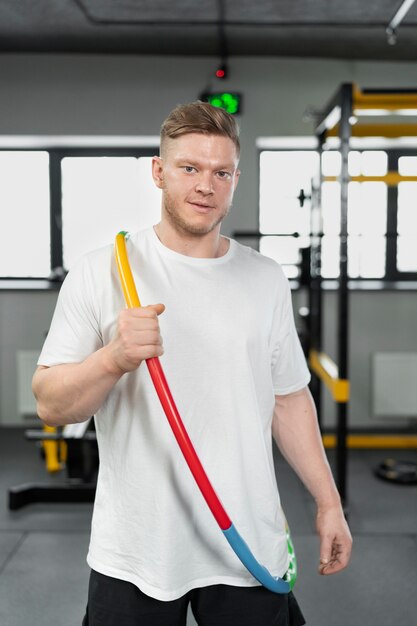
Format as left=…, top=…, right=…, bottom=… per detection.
left=222, top=524, right=292, bottom=594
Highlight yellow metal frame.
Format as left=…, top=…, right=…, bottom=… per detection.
left=322, top=86, right=417, bottom=135
left=42, top=425, right=67, bottom=473
left=309, top=349, right=350, bottom=403
left=323, top=434, right=417, bottom=449
left=327, top=123, right=417, bottom=138
left=352, top=85, right=417, bottom=112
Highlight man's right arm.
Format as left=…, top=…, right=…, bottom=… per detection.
left=32, top=304, right=165, bottom=427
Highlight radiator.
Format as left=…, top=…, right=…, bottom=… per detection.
left=372, top=352, right=417, bottom=417
left=17, top=350, right=39, bottom=416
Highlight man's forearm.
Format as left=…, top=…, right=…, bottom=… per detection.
left=33, top=303, right=165, bottom=427
left=272, top=386, right=340, bottom=509
left=32, top=346, right=125, bottom=426
left=273, top=386, right=353, bottom=575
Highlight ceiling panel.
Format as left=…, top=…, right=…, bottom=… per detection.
left=0, top=0, right=416, bottom=59
left=77, top=0, right=219, bottom=23
left=225, top=0, right=397, bottom=24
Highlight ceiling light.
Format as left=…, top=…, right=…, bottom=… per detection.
left=386, top=0, right=416, bottom=44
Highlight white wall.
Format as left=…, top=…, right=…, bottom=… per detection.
left=321, top=290, right=417, bottom=430
left=1, top=53, right=417, bottom=426
left=0, top=290, right=57, bottom=427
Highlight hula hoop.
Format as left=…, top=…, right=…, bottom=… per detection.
left=114, top=231, right=297, bottom=594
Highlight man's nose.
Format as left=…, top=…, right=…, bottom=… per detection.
left=195, top=173, right=213, bottom=194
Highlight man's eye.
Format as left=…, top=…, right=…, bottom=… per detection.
left=183, top=166, right=195, bottom=173
left=217, top=171, right=231, bottom=179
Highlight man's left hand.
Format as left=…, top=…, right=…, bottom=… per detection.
left=316, top=504, right=352, bottom=575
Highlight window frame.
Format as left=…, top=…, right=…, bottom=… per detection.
left=2, top=142, right=417, bottom=286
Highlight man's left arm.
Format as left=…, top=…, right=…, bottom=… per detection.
left=272, top=385, right=352, bottom=575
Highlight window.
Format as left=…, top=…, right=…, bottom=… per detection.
left=397, top=157, right=417, bottom=273
left=321, top=150, right=388, bottom=279
left=259, top=151, right=315, bottom=278
left=0, top=151, right=50, bottom=277
left=259, top=147, right=417, bottom=282
left=61, top=156, right=161, bottom=268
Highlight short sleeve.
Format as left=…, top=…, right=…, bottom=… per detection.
left=37, top=256, right=103, bottom=367
left=270, top=273, right=311, bottom=395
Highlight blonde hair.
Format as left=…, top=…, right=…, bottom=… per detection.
left=160, top=101, right=240, bottom=158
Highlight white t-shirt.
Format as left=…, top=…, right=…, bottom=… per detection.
left=38, top=226, right=310, bottom=601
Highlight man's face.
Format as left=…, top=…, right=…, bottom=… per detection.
left=152, top=133, right=240, bottom=236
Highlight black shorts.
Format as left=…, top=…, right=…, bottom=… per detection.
left=82, top=569, right=306, bottom=626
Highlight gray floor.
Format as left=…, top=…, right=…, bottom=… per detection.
left=1, top=427, right=416, bottom=626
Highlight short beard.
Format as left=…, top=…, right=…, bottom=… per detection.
left=162, top=190, right=230, bottom=237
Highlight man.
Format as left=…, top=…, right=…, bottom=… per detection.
left=33, top=102, right=352, bottom=626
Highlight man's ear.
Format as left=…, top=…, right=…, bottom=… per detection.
left=152, top=156, right=164, bottom=189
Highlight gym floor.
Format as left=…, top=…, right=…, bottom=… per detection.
left=1, top=427, right=416, bottom=626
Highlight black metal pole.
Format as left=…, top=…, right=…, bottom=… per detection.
left=337, top=84, right=352, bottom=508
left=49, top=151, right=63, bottom=273
left=309, top=132, right=325, bottom=426
left=386, top=150, right=399, bottom=282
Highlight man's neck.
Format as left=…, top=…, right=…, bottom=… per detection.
left=153, top=223, right=229, bottom=259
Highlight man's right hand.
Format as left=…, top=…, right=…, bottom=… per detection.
left=106, top=303, right=165, bottom=375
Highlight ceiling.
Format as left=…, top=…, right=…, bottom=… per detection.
left=1, top=0, right=417, bottom=61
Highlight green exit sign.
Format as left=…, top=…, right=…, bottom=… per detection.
left=200, top=92, right=242, bottom=115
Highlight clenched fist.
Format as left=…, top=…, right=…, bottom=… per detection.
left=106, top=303, right=165, bottom=375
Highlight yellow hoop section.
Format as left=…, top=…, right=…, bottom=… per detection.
left=115, top=232, right=142, bottom=309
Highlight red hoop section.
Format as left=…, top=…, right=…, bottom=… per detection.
left=146, top=357, right=231, bottom=530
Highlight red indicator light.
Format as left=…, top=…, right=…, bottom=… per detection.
left=216, top=68, right=225, bottom=78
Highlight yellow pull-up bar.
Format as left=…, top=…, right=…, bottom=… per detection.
left=326, top=123, right=417, bottom=138
left=324, top=173, right=417, bottom=185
